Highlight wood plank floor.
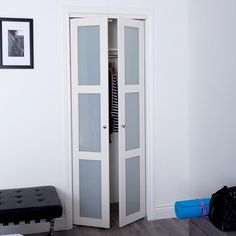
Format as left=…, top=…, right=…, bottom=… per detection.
left=28, top=204, right=189, bottom=236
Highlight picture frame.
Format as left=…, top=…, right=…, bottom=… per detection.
left=0, top=18, right=34, bottom=69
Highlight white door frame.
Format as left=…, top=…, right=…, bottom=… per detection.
left=63, top=6, right=155, bottom=230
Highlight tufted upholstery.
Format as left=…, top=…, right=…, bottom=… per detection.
left=0, top=186, right=62, bottom=225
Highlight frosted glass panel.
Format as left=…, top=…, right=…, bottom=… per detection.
left=126, top=156, right=140, bottom=216
left=125, top=93, right=140, bottom=150
left=79, top=160, right=102, bottom=219
left=125, top=27, right=139, bottom=85
left=77, top=26, right=100, bottom=85
left=79, top=94, right=101, bottom=152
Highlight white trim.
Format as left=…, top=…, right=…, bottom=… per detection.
left=144, top=8, right=155, bottom=222
left=152, top=205, right=175, bottom=220
left=64, top=6, right=148, bottom=20
left=63, top=6, right=155, bottom=230
left=0, top=216, right=66, bottom=235
left=63, top=8, right=73, bottom=230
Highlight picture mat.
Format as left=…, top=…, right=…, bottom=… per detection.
left=2, top=21, right=30, bottom=66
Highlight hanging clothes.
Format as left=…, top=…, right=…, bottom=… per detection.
left=109, top=64, right=118, bottom=136
left=109, top=69, right=113, bottom=137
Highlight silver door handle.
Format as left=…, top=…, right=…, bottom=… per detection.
left=121, top=124, right=125, bottom=128
left=103, top=125, right=107, bottom=129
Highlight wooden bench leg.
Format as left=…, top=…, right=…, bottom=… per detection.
left=49, top=219, right=55, bottom=236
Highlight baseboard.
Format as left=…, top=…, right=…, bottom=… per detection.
left=152, top=205, right=175, bottom=220
left=0, top=215, right=66, bottom=235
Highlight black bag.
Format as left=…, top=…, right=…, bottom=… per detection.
left=209, top=186, right=236, bottom=231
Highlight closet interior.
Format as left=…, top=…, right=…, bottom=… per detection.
left=108, top=18, right=119, bottom=222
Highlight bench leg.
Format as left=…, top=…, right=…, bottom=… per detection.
left=49, top=219, right=55, bottom=236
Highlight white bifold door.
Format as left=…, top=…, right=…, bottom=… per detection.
left=71, top=17, right=110, bottom=228
left=118, top=18, right=145, bottom=227
left=71, top=16, right=145, bottom=229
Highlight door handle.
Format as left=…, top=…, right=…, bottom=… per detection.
left=121, top=124, right=125, bottom=128
left=103, top=125, right=107, bottom=129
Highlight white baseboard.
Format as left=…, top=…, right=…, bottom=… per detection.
left=152, top=205, right=176, bottom=220
left=0, top=216, right=66, bottom=235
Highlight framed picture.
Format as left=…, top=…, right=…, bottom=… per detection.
left=0, top=18, right=34, bottom=69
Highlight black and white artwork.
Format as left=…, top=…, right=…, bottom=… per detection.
left=0, top=18, right=34, bottom=69
left=8, top=30, right=24, bottom=57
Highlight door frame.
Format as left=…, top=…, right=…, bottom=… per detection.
left=63, top=6, right=155, bottom=229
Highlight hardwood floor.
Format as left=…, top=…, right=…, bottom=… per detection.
left=28, top=204, right=189, bottom=236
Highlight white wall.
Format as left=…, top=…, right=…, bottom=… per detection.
left=0, top=0, right=67, bottom=233
left=0, top=0, right=190, bottom=231
left=152, top=0, right=189, bottom=219
left=7, top=0, right=236, bottom=233
left=189, top=0, right=236, bottom=198
left=2, top=0, right=236, bottom=233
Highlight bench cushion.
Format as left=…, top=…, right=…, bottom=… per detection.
left=0, top=186, right=62, bottom=224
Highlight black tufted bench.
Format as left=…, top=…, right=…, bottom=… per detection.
left=0, top=186, right=62, bottom=235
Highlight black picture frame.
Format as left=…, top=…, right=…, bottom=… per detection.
left=0, top=17, right=34, bottom=69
